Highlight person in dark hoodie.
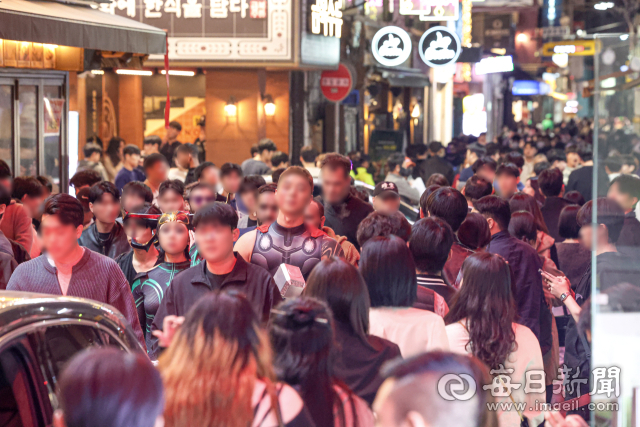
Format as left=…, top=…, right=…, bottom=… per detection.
left=78, top=181, right=131, bottom=258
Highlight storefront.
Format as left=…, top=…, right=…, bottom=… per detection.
left=0, top=0, right=165, bottom=191
left=93, top=0, right=341, bottom=165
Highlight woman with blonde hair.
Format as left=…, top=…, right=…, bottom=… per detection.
left=158, top=290, right=314, bottom=427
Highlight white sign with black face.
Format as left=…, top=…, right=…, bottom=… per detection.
left=418, top=26, right=461, bottom=67
left=372, top=26, right=412, bottom=67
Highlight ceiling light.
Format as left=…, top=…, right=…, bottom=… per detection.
left=516, top=33, right=529, bottom=43
left=115, top=69, right=153, bottom=76
left=91, top=70, right=104, bottom=75
left=620, top=34, right=629, bottom=41
left=160, top=70, right=196, bottom=76
left=594, top=2, right=614, bottom=10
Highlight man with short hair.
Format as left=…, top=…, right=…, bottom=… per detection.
left=320, top=153, right=374, bottom=250
left=150, top=202, right=282, bottom=357
left=173, top=143, right=200, bottom=186
left=193, top=161, right=222, bottom=190
left=495, top=163, right=520, bottom=199
left=242, top=138, right=276, bottom=175
left=186, top=182, right=224, bottom=213
left=373, top=352, right=489, bottom=427
left=240, top=144, right=260, bottom=172
left=456, top=146, right=486, bottom=190
left=372, top=181, right=401, bottom=214
left=78, top=181, right=130, bottom=258
left=417, top=141, right=455, bottom=185
left=143, top=153, right=169, bottom=204
left=115, top=145, right=145, bottom=192
left=462, top=174, right=492, bottom=211
left=608, top=174, right=640, bottom=253
left=77, top=143, right=108, bottom=181
left=236, top=166, right=343, bottom=278
left=566, top=145, right=609, bottom=201
left=121, top=181, right=154, bottom=214
left=142, top=135, right=161, bottom=155
left=12, top=176, right=45, bottom=220
left=270, top=151, right=289, bottom=171
left=409, top=217, right=454, bottom=313
left=356, top=211, right=412, bottom=247
left=304, top=198, right=359, bottom=266
left=219, top=162, right=243, bottom=203
left=300, top=146, right=320, bottom=178
left=69, top=169, right=102, bottom=191
left=160, top=120, right=183, bottom=165
left=385, top=152, right=421, bottom=204
left=471, top=156, right=497, bottom=184
left=521, top=140, right=538, bottom=183
left=475, top=195, right=549, bottom=345
left=423, top=187, right=473, bottom=286
left=539, top=167, right=572, bottom=241
left=0, top=160, right=34, bottom=252
left=7, top=194, right=144, bottom=345
left=237, top=175, right=267, bottom=228
left=158, top=180, right=185, bottom=213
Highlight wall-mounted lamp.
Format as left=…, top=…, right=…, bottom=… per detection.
left=263, top=94, right=276, bottom=116
left=410, top=104, right=420, bottom=119
left=516, top=33, right=529, bottom=43
left=225, top=96, right=237, bottom=117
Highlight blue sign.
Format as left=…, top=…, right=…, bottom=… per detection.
left=512, top=80, right=551, bottom=96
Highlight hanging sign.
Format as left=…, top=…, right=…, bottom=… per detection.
left=399, top=0, right=459, bottom=21
left=309, top=0, right=343, bottom=38
left=372, top=26, right=412, bottom=67
left=542, top=40, right=596, bottom=57
left=320, top=63, right=353, bottom=103
left=418, top=26, right=461, bottom=67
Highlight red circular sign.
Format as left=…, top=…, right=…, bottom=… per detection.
left=320, top=63, right=353, bottom=103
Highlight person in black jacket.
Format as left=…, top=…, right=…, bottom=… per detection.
left=150, top=202, right=282, bottom=359
left=607, top=174, right=640, bottom=256
left=78, top=181, right=131, bottom=259
left=539, top=167, right=572, bottom=242
left=413, top=142, right=455, bottom=186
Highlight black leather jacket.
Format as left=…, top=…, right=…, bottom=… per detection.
left=78, top=222, right=131, bottom=259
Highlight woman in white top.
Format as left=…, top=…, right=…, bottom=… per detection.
left=444, top=252, right=545, bottom=427
left=269, top=297, right=375, bottom=427
left=360, top=235, right=449, bottom=357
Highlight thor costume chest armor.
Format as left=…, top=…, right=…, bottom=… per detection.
left=250, top=222, right=341, bottom=278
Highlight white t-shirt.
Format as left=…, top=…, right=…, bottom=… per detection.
left=369, top=307, right=449, bottom=357
left=446, top=321, right=545, bottom=427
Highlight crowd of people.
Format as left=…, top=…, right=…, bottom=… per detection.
left=2, top=118, right=639, bottom=427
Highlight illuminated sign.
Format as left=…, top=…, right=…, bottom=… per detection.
left=310, top=0, right=343, bottom=38
left=462, top=93, right=486, bottom=137
left=512, top=80, right=551, bottom=96
left=418, top=26, right=461, bottom=67
left=399, top=0, right=459, bottom=21
left=474, top=55, right=514, bottom=74
left=372, top=26, right=412, bottom=67
left=542, top=40, right=596, bottom=57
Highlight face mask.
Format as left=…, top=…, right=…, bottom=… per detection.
left=130, top=232, right=158, bottom=252
left=400, top=167, right=413, bottom=177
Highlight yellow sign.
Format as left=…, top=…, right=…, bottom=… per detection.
left=542, top=40, right=597, bottom=56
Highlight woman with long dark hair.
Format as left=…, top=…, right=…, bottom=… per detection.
left=54, top=348, right=164, bottom=427
left=445, top=252, right=544, bottom=427
left=103, top=136, right=125, bottom=182
left=360, top=235, right=449, bottom=357
left=269, top=297, right=374, bottom=427
left=132, top=211, right=191, bottom=356
left=304, top=257, right=401, bottom=405
left=158, top=291, right=314, bottom=427
left=509, top=192, right=559, bottom=264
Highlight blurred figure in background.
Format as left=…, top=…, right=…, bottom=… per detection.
left=77, top=143, right=108, bottom=181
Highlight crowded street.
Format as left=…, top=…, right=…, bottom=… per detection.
left=0, top=0, right=638, bottom=426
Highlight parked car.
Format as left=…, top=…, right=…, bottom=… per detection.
left=0, top=291, right=143, bottom=426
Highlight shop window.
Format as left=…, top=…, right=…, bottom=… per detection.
left=18, top=85, right=38, bottom=177
left=0, top=86, right=14, bottom=173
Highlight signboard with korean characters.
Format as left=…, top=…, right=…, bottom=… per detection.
left=103, top=0, right=292, bottom=61
left=399, top=0, right=459, bottom=21
left=308, top=0, right=343, bottom=38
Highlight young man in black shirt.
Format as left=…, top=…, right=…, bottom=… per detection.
left=409, top=217, right=457, bottom=306
left=150, top=202, right=282, bottom=358
left=78, top=181, right=130, bottom=258
left=319, top=153, right=374, bottom=250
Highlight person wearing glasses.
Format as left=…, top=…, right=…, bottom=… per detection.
left=150, top=202, right=281, bottom=359
left=185, top=182, right=225, bottom=213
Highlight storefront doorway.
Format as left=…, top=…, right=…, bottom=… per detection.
left=0, top=71, right=67, bottom=190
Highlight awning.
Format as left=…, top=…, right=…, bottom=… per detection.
left=0, top=0, right=166, bottom=55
